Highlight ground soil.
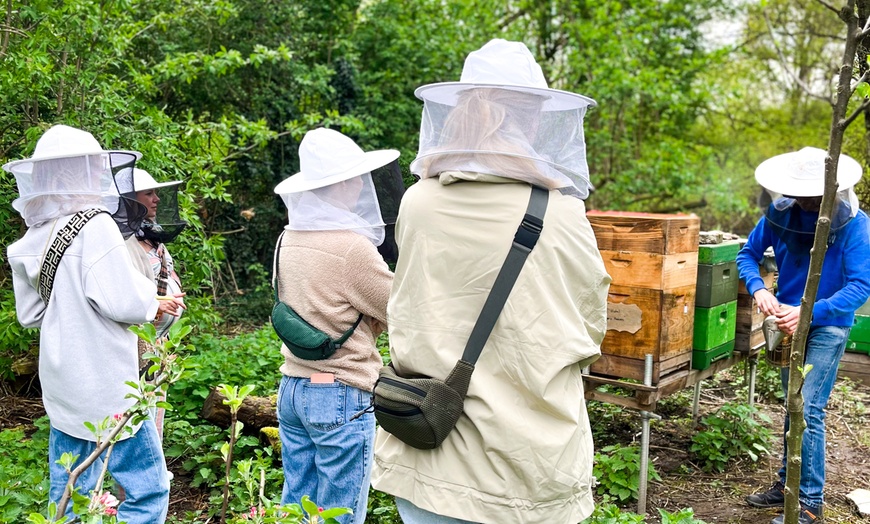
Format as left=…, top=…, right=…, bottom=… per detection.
left=3, top=367, right=869, bottom=523
left=638, top=368, right=870, bottom=524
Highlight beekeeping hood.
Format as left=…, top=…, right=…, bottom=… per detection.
left=755, top=147, right=862, bottom=254
left=274, top=128, right=402, bottom=246
left=131, top=168, right=187, bottom=244
left=2, top=124, right=145, bottom=233
left=410, top=39, right=597, bottom=199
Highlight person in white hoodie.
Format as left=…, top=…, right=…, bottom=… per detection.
left=5, top=125, right=173, bottom=523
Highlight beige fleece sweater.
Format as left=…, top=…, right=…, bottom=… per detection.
left=275, top=229, right=392, bottom=391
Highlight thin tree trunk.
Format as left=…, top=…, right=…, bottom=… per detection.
left=784, top=3, right=861, bottom=523
left=858, top=0, right=870, bottom=159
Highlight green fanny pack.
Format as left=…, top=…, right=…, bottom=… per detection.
left=271, top=300, right=362, bottom=360
left=372, top=186, right=549, bottom=450
left=271, top=231, right=363, bottom=361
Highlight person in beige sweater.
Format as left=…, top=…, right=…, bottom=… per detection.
left=272, top=128, right=399, bottom=524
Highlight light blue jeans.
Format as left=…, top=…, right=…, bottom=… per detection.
left=48, top=419, right=169, bottom=523
left=277, top=375, right=375, bottom=524
left=777, top=324, right=850, bottom=510
left=395, top=498, right=480, bottom=524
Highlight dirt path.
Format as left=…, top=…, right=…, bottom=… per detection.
left=642, top=372, right=870, bottom=523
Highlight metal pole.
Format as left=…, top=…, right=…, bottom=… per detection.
left=637, top=354, right=653, bottom=515
left=748, top=355, right=758, bottom=409
left=692, top=380, right=702, bottom=421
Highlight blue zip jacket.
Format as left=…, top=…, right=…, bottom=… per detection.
left=736, top=208, right=870, bottom=327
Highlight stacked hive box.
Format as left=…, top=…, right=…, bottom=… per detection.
left=692, top=240, right=740, bottom=369
left=846, top=300, right=870, bottom=355
left=735, top=250, right=777, bottom=353
left=587, top=211, right=700, bottom=382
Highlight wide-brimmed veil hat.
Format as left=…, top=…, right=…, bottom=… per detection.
left=134, top=168, right=183, bottom=191
left=756, top=147, right=863, bottom=253
left=132, top=168, right=187, bottom=244
left=410, top=39, right=598, bottom=199
left=755, top=146, right=862, bottom=197
left=274, top=128, right=399, bottom=194
left=274, top=128, right=401, bottom=246
left=3, top=124, right=143, bottom=229
left=414, top=39, right=596, bottom=111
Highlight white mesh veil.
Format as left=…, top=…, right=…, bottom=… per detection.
left=10, top=153, right=125, bottom=227
left=411, top=88, right=593, bottom=198
left=281, top=172, right=386, bottom=246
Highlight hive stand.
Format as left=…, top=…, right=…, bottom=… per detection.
left=582, top=347, right=761, bottom=515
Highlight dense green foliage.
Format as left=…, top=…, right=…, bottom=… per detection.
left=593, top=444, right=662, bottom=503
left=690, top=402, right=773, bottom=473
left=4, top=0, right=870, bottom=522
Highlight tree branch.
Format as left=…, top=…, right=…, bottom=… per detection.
left=764, top=10, right=834, bottom=105
left=841, top=97, right=870, bottom=127
left=815, top=0, right=843, bottom=15
left=0, top=0, right=12, bottom=58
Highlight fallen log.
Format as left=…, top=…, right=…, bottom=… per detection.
left=200, top=387, right=277, bottom=431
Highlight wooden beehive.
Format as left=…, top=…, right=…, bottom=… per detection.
left=588, top=212, right=701, bottom=383
left=598, top=250, right=698, bottom=290
left=587, top=211, right=700, bottom=254
left=590, top=284, right=696, bottom=382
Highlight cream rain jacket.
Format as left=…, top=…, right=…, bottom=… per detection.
left=372, top=172, right=611, bottom=523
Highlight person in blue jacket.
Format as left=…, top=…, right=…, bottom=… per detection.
left=738, top=147, right=870, bottom=524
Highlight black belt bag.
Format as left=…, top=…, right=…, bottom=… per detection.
left=372, top=186, right=549, bottom=450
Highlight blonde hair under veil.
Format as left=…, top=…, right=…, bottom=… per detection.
left=419, top=88, right=549, bottom=182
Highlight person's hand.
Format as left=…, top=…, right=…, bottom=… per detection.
left=156, top=293, right=187, bottom=319
left=775, top=304, right=800, bottom=335
left=753, top=288, right=780, bottom=316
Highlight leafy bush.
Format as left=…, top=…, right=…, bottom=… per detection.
left=581, top=496, right=645, bottom=523
left=593, top=445, right=661, bottom=503
left=690, top=402, right=772, bottom=472
left=167, top=326, right=283, bottom=422
left=0, top=417, right=50, bottom=523
left=658, top=507, right=709, bottom=523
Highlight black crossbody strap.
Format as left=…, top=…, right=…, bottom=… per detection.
left=38, top=208, right=105, bottom=304
left=272, top=230, right=363, bottom=340
left=460, top=185, right=548, bottom=364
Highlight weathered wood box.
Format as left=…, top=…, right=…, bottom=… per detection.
left=587, top=211, right=700, bottom=254
left=735, top=328, right=765, bottom=353
left=839, top=351, right=870, bottom=385
left=590, top=284, right=696, bottom=382
left=598, top=250, right=698, bottom=290
left=736, top=293, right=766, bottom=333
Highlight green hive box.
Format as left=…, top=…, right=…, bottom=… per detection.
left=693, top=300, right=737, bottom=351
left=695, top=261, right=739, bottom=308
left=849, top=315, right=870, bottom=342
left=698, top=241, right=741, bottom=265
left=693, top=339, right=735, bottom=370
left=846, top=340, right=870, bottom=355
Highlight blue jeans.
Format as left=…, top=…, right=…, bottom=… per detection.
left=277, top=375, right=375, bottom=524
left=777, top=325, right=850, bottom=509
left=395, top=498, right=480, bottom=524
left=48, top=420, right=169, bottom=524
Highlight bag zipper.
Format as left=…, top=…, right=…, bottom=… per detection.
left=379, top=376, right=427, bottom=397
left=374, top=404, right=423, bottom=416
